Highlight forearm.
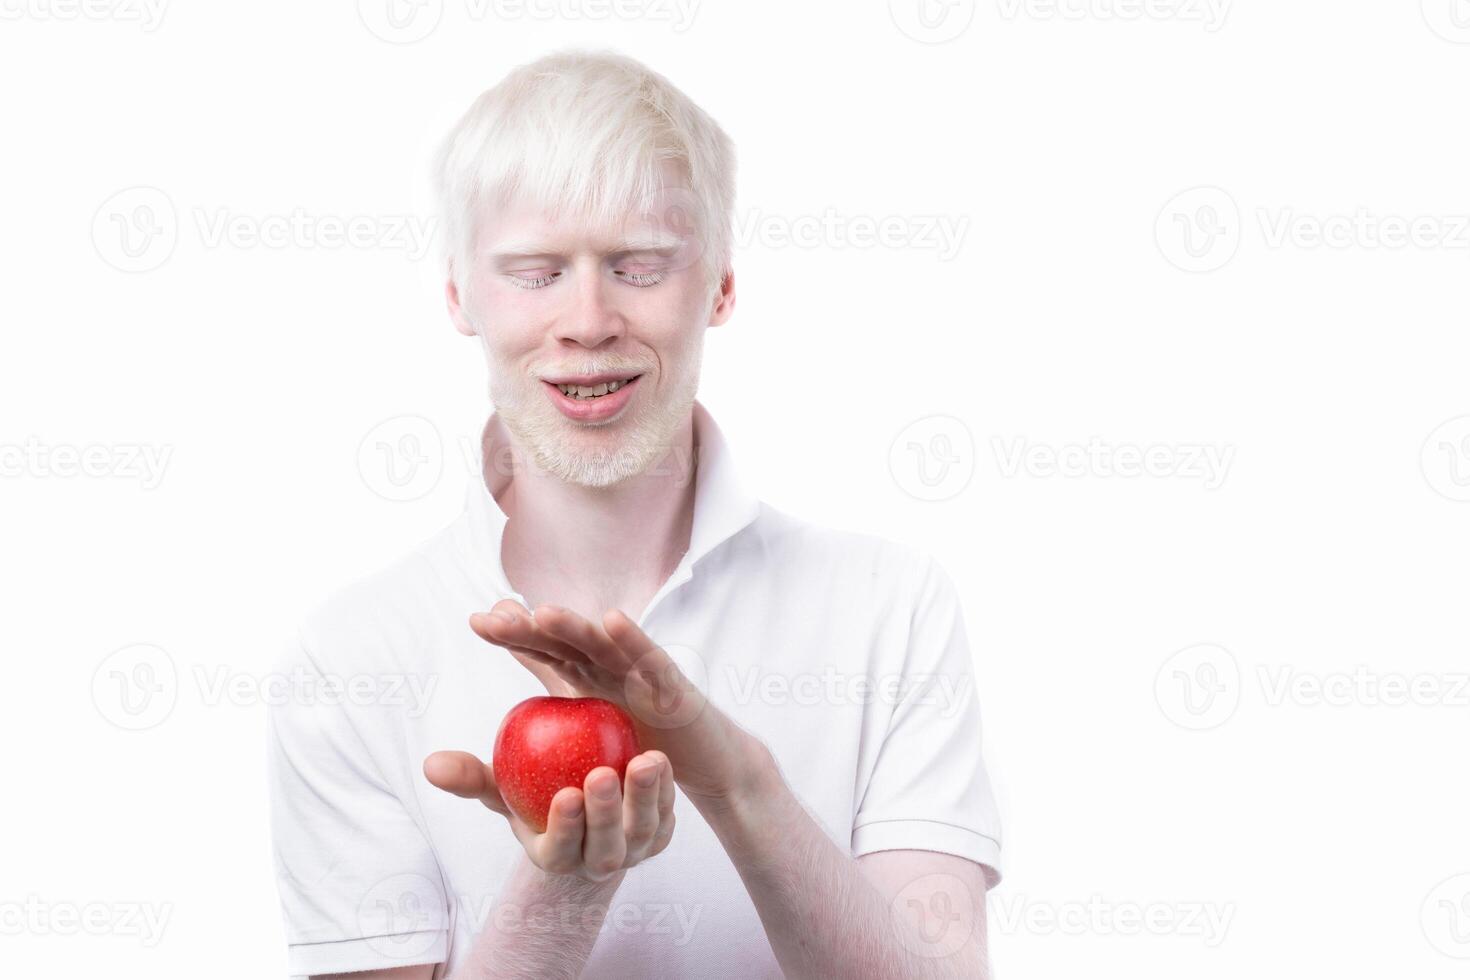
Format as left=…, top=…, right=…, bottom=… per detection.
left=447, top=854, right=623, bottom=980
left=693, top=750, right=986, bottom=980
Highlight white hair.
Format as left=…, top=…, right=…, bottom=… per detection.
left=433, top=48, right=736, bottom=300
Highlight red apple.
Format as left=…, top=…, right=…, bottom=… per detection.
left=492, top=696, right=641, bottom=833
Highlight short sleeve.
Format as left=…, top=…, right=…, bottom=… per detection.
left=851, top=556, right=1003, bottom=887
left=266, top=630, right=449, bottom=977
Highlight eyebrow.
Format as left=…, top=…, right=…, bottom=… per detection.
left=488, top=231, right=685, bottom=264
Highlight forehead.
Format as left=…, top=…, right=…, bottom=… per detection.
left=475, top=165, right=700, bottom=261
left=478, top=198, right=677, bottom=258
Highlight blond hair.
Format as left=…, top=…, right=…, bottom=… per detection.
left=434, top=48, right=736, bottom=298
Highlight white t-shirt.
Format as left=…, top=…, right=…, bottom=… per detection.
left=266, top=401, right=1003, bottom=978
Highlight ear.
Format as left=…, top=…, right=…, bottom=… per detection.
left=708, top=267, right=736, bottom=327
left=445, top=263, right=478, bottom=338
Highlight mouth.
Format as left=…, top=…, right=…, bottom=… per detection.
left=545, top=374, right=642, bottom=400
left=540, top=373, right=644, bottom=422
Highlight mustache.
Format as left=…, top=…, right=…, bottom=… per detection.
left=533, top=361, right=651, bottom=377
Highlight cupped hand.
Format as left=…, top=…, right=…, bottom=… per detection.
left=423, top=748, right=676, bottom=881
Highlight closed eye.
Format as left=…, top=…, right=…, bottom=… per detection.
left=506, top=271, right=561, bottom=289
left=615, top=269, right=665, bottom=287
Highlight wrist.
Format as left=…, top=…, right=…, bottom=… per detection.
left=688, top=738, right=791, bottom=836
left=518, top=854, right=625, bottom=902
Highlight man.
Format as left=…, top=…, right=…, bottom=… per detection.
left=267, top=49, right=1002, bottom=979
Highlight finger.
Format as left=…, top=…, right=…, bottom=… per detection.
left=622, top=752, right=664, bottom=864
left=471, top=607, right=593, bottom=668
left=648, top=754, right=677, bottom=856
left=603, top=609, right=676, bottom=670
left=581, top=766, right=627, bottom=880
left=468, top=623, right=564, bottom=671
left=535, top=605, right=634, bottom=674
left=423, top=751, right=509, bottom=817
left=533, top=787, right=586, bottom=875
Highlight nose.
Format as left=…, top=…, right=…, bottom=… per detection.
left=554, top=263, right=625, bottom=348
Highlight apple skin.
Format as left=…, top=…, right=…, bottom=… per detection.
left=492, top=696, right=641, bottom=833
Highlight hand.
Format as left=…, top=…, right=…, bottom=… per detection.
left=423, top=748, right=676, bottom=882
left=467, top=601, right=771, bottom=807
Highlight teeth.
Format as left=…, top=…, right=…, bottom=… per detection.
left=555, top=377, right=634, bottom=399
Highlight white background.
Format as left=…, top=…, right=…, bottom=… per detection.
left=3, top=1, right=1469, bottom=977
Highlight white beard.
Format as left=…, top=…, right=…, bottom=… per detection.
left=485, top=333, right=704, bottom=489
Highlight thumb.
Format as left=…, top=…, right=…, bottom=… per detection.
left=423, top=750, right=509, bottom=816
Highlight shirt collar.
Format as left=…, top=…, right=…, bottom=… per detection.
left=460, top=399, right=761, bottom=605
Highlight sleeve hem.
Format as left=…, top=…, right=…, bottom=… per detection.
left=852, top=818, right=1003, bottom=888
left=287, top=931, right=447, bottom=976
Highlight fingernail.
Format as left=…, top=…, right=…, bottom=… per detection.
left=592, top=775, right=619, bottom=800
left=633, top=764, right=659, bottom=788
left=491, top=610, right=515, bottom=623
left=563, top=797, right=583, bottom=818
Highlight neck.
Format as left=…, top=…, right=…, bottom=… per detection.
left=493, top=414, right=698, bottom=623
